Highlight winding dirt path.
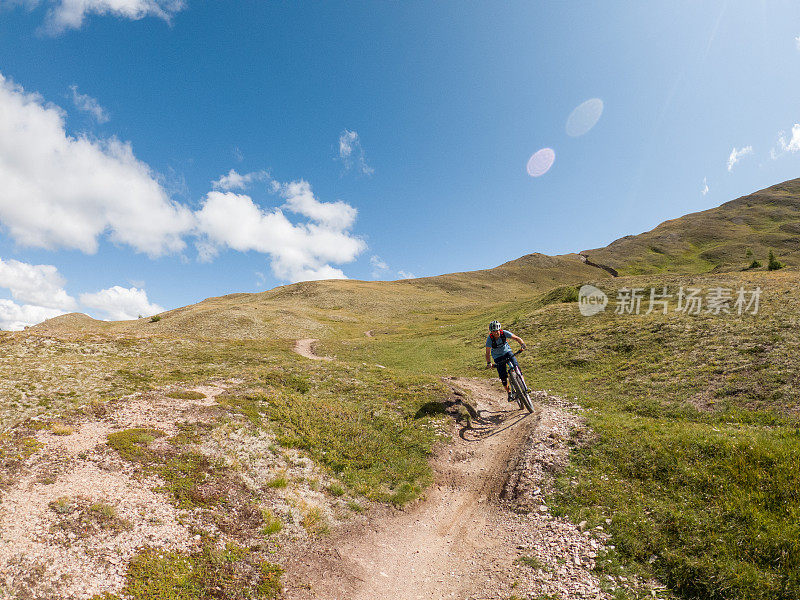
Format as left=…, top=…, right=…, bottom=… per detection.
left=283, top=379, right=543, bottom=599
left=293, top=338, right=333, bottom=361
left=341, top=378, right=533, bottom=600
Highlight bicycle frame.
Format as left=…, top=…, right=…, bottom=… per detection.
left=497, top=349, right=534, bottom=413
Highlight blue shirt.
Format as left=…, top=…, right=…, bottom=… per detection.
left=486, top=330, right=514, bottom=360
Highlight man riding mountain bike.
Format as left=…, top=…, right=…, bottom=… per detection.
left=485, top=320, right=527, bottom=402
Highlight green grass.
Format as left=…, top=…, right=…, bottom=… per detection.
left=265, top=474, right=288, bottom=489
left=260, top=509, right=283, bottom=536
left=94, top=543, right=283, bottom=600
left=347, top=500, right=364, bottom=513
left=211, top=359, right=444, bottom=505
left=553, top=412, right=800, bottom=598
left=327, top=482, right=345, bottom=497
left=106, top=428, right=227, bottom=509
left=107, top=428, right=165, bottom=462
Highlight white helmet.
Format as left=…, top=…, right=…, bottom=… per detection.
left=489, top=320, right=502, bottom=332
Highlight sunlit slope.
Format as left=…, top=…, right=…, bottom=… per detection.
left=33, top=252, right=608, bottom=339
left=581, top=178, right=800, bottom=275
left=326, top=268, right=800, bottom=600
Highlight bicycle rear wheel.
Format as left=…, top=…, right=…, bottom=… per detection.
left=510, top=367, right=534, bottom=413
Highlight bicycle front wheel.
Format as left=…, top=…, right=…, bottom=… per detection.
left=510, top=367, right=534, bottom=413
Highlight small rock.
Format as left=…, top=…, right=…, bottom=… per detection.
left=578, top=520, right=588, bottom=531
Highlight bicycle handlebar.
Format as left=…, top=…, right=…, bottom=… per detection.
left=487, top=347, right=526, bottom=368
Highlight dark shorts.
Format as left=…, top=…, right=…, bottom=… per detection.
left=493, top=351, right=518, bottom=385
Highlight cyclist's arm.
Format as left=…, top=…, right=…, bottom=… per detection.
left=508, top=333, right=527, bottom=350
left=485, top=346, right=492, bottom=366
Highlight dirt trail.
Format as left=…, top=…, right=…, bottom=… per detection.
left=284, top=379, right=574, bottom=600
left=341, top=379, right=532, bottom=600
left=282, top=379, right=620, bottom=600
left=293, top=338, right=333, bottom=361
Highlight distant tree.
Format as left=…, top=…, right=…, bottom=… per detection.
left=749, top=259, right=762, bottom=269
left=767, top=251, right=784, bottom=271
left=746, top=248, right=753, bottom=258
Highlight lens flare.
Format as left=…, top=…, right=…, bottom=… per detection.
left=566, top=98, right=604, bottom=137
left=526, top=148, right=555, bottom=177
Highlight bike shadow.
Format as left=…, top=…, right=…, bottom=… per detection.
left=458, top=405, right=534, bottom=441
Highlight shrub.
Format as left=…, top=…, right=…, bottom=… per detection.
left=768, top=251, right=784, bottom=271
left=327, top=483, right=345, bottom=497
left=50, top=422, right=74, bottom=436
left=266, top=474, right=288, bottom=489
left=260, top=509, right=283, bottom=536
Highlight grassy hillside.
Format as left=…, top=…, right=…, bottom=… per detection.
left=31, top=252, right=607, bottom=341
left=7, top=181, right=800, bottom=599
left=327, top=268, right=800, bottom=600
left=582, top=178, right=800, bottom=275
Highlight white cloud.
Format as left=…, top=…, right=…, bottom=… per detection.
left=0, top=258, right=77, bottom=310
left=195, top=182, right=365, bottom=283
left=275, top=180, right=357, bottom=230
left=0, top=259, right=162, bottom=328
left=69, top=84, right=109, bottom=123
left=727, top=145, right=753, bottom=171
left=370, top=255, right=389, bottom=279
left=0, top=73, right=194, bottom=256
left=369, top=255, right=415, bottom=280
left=774, top=124, right=800, bottom=158
left=337, top=130, right=373, bottom=175
left=79, top=285, right=163, bottom=320
left=701, top=177, right=709, bottom=196
left=211, top=168, right=269, bottom=192
left=0, top=76, right=370, bottom=285
left=40, top=0, right=185, bottom=33
left=0, top=299, right=65, bottom=331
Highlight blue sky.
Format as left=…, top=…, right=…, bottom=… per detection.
left=2, top=1, right=800, bottom=328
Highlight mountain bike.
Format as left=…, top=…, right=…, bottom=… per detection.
left=495, top=350, right=534, bottom=413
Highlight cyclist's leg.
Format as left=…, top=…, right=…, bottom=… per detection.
left=496, top=352, right=514, bottom=401
left=494, top=355, right=508, bottom=386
